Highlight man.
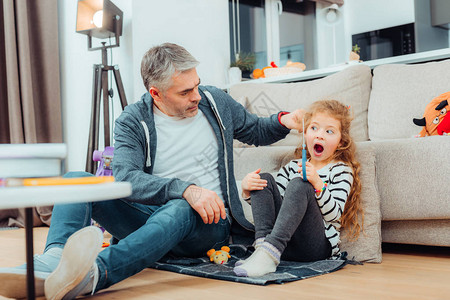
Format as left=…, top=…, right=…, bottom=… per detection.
left=0, top=43, right=304, bottom=299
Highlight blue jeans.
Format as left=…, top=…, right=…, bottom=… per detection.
left=45, top=172, right=230, bottom=290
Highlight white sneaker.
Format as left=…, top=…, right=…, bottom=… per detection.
left=61, top=262, right=99, bottom=299
left=0, top=248, right=62, bottom=299
left=0, top=267, right=49, bottom=299
left=45, top=226, right=103, bottom=300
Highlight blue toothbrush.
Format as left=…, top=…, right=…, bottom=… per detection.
left=302, top=118, right=307, bottom=181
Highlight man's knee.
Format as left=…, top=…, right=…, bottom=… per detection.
left=167, top=199, right=194, bottom=211
left=146, top=199, right=199, bottom=243
left=156, top=199, right=197, bottom=223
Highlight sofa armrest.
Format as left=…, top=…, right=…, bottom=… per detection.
left=372, top=136, right=450, bottom=221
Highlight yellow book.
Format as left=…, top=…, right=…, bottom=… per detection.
left=3, top=176, right=115, bottom=187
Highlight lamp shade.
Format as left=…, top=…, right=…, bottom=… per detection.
left=76, top=0, right=123, bottom=39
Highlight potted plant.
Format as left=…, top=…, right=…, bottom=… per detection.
left=230, top=51, right=256, bottom=80
left=349, top=44, right=361, bottom=62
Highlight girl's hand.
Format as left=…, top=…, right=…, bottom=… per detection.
left=297, top=161, right=323, bottom=192
left=242, top=168, right=267, bottom=198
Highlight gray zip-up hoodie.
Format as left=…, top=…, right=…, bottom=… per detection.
left=113, top=85, right=290, bottom=235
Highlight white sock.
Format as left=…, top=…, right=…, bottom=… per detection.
left=33, top=247, right=63, bottom=273
left=233, top=242, right=280, bottom=277
left=254, top=237, right=265, bottom=249
left=235, top=237, right=266, bottom=267
left=44, top=247, right=63, bottom=259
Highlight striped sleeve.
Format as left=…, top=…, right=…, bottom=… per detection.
left=316, top=163, right=353, bottom=223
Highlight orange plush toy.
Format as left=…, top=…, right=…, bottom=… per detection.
left=207, top=246, right=231, bottom=265
left=413, top=92, right=450, bottom=136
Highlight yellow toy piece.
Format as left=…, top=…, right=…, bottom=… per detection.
left=207, top=246, right=231, bottom=265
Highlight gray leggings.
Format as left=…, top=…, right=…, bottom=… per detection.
left=251, top=173, right=331, bottom=262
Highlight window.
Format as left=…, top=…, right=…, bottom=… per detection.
left=229, top=0, right=315, bottom=76
left=229, top=0, right=267, bottom=73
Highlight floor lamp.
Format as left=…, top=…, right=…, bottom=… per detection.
left=76, top=0, right=128, bottom=174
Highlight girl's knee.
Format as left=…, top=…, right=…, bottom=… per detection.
left=286, top=177, right=314, bottom=194
left=259, top=172, right=275, bottom=183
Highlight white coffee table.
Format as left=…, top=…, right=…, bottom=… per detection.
left=0, top=182, right=132, bottom=300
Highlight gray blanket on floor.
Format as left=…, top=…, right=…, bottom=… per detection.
left=149, top=244, right=349, bottom=285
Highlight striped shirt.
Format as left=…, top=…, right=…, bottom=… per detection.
left=276, top=160, right=354, bottom=259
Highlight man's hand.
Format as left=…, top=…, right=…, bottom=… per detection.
left=280, top=109, right=305, bottom=132
left=241, top=168, right=267, bottom=198
left=183, top=185, right=227, bottom=224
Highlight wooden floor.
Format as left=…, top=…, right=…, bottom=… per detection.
left=0, top=227, right=449, bottom=300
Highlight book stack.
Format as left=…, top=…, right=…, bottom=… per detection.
left=0, top=143, right=67, bottom=178
left=0, top=144, right=130, bottom=211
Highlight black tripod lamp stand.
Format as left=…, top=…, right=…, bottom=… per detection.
left=76, top=0, right=128, bottom=174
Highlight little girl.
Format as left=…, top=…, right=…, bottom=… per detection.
left=234, top=100, right=362, bottom=277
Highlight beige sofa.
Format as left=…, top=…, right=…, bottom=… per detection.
left=229, top=59, right=450, bottom=263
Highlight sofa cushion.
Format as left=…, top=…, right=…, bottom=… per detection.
left=368, top=59, right=450, bottom=140
left=233, top=143, right=382, bottom=263
left=371, top=136, right=450, bottom=221
left=229, top=64, right=372, bottom=144
left=233, top=146, right=295, bottom=181
left=340, top=142, right=382, bottom=263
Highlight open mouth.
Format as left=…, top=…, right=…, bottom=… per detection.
left=314, top=143, right=324, bottom=154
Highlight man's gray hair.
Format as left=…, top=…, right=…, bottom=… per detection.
left=141, top=43, right=200, bottom=92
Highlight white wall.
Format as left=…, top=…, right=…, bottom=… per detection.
left=314, top=0, right=416, bottom=68
left=131, top=0, right=230, bottom=96
left=59, top=0, right=230, bottom=171
left=346, top=0, right=415, bottom=35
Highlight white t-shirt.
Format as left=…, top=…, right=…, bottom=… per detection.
left=152, top=105, right=224, bottom=202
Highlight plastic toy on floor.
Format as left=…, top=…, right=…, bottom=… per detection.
left=92, top=146, right=115, bottom=241
left=207, top=246, right=231, bottom=265
left=413, top=92, right=450, bottom=136
left=93, top=146, right=114, bottom=176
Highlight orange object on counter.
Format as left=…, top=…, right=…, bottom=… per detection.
left=252, top=68, right=264, bottom=79
left=262, top=66, right=272, bottom=73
